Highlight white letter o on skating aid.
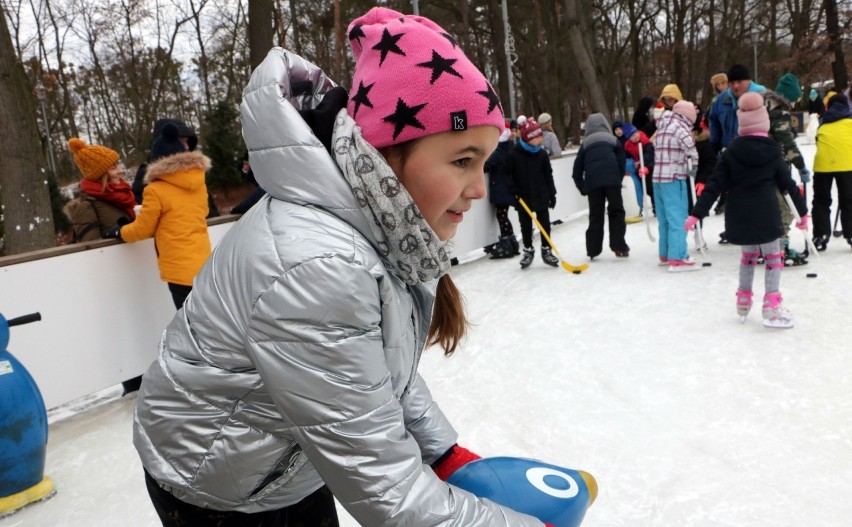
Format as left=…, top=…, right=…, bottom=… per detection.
left=525, top=467, right=579, bottom=499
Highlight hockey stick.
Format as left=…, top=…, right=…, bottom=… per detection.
left=517, top=197, right=589, bottom=274
left=784, top=192, right=820, bottom=262
left=832, top=206, right=842, bottom=238
left=687, top=159, right=707, bottom=259
left=638, top=144, right=656, bottom=242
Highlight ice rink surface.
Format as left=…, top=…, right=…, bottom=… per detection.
left=3, top=142, right=851, bottom=527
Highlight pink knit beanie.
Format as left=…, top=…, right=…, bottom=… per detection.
left=672, top=100, right=697, bottom=125
left=737, top=92, right=769, bottom=135
left=347, top=7, right=505, bottom=149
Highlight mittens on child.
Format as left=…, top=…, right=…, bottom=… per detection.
left=684, top=216, right=699, bottom=232
left=432, top=444, right=481, bottom=481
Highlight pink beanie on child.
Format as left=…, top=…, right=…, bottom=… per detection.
left=737, top=92, right=769, bottom=135
left=672, top=100, right=697, bottom=125
left=346, top=7, right=505, bottom=149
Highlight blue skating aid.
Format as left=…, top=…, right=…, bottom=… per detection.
left=0, top=313, right=54, bottom=517
left=447, top=457, right=597, bottom=527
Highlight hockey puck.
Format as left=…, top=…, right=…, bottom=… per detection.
left=702, top=262, right=712, bottom=267
left=572, top=270, right=582, bottom=275
left=806, top=273, right=818, bottom=278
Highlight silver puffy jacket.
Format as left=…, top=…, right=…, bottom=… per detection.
left=133, top=48, right=543, bottom=526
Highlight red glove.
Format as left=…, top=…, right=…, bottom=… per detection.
left=638, top=166, right=649, bottom=176
left=695, top=182, right=705, bottom=196
left=684, top=216, right=699, bottom=232
left=795, top=214, right=809, bottom=231
left=432, top=444, right=481, bottom=481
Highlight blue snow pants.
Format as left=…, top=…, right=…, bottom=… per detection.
left=653, top=179, right=689, bottom=260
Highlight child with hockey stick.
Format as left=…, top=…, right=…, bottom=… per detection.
left=685, top=92, right=808, bottom=328
left=572, top=113, right=630, bottom=258
left=653, top=100, right=699, bottom=271
left=623, top=123, right=655, bottom=216
left=502, top=116, right=559, bottom=269
left=134, top=7, right=561, bottom=527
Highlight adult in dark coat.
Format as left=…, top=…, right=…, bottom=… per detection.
left=133, top=118, right=219, bottom=218
left=573, top=113, right=629, bottom=258
left=632, top=96, right=656, bottom=137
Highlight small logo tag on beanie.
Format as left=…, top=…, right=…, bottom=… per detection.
left=451, top=111, right=468, bottom=131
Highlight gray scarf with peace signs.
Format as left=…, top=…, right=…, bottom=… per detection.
left=331, top=110, right=451, bottom=285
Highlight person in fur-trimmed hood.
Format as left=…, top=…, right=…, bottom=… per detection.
left=107, top=123, right=212, bottom=309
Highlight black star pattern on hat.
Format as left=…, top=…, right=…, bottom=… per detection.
left=351, top=81, right=374, bottom=117
left=440, top=32, right=457, bottom=49
left=372, top=28, right=406, bottom=65
left=416, top=50, right=463, bottom=84
left=383, top=98, right=427, bottom=140
left=348, top=24, right=365, bottom=47
left=476, top=82, right=502, bottom=114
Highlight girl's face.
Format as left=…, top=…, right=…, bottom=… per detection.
left=614, top=127, right=623, bottom=137
left=526, top=135, right=544, bottom=146
left=387, top=126, right=498, bottom=241
left=629, top=131, right=640, bottom=143
left=106, top=163, right=123, bottom=183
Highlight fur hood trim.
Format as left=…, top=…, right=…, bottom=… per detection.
left=763, top=90, right=790, bottom=112
left=145, top=151, right=211, bottom=183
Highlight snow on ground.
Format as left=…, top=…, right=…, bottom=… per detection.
left=3, top=142, right=851, bottom=527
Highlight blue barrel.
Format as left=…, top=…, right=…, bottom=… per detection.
left=0, top=313, right=51, bottom=510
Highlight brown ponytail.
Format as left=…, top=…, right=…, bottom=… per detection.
left=380, top=141, right=468, bottom=355
left=427, top=274, right=468, bottom=356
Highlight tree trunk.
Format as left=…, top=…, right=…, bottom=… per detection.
left=248, top=0, right=274, bottom=71
left=564, top=0, right=610, bottom=121
left=0, top=6, right=55, bottom=254
left=824, top=0, right=848, bottom=90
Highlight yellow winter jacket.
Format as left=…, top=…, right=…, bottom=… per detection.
left=813, top=119, right=852, bottom=173
left=120, top=151, right=212, bottom=286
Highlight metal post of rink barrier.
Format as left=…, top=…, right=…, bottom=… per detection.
left=0, top=312, right=55, bottom=517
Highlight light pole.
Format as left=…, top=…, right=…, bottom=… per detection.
left=751, top=29, right=758, bottom=83
left=412, top=0, right=418, bottom=15
left=501, top=0, right=517, bottom=119
left=33, top=81, right=57, bottom=180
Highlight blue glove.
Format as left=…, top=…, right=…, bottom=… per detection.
left=798, top=167, right=811, bottom=184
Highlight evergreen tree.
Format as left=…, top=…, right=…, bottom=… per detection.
left=200, top=101, right=243, bottom=190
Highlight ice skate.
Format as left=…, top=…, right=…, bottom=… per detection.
left=541, top=246, right=559, bottom=267
left=736, top=289, right=753, bottom=323
left=762, top=292, right=794, bottom=329
left=668, top=257, right=700, bottom=272
left=519, top=247, right=534, bottom=269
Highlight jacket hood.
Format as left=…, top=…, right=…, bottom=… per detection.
left=727, top=136, right=782, bottom=167
left=582, top=113, right=616, bottom=148
left=763, top=90, right=790, bottom=112
left=240, top=48, right=374, bottom=243
left=144, top=150, right=210, bottom=191
left=659, top=84, right=684, bottom=102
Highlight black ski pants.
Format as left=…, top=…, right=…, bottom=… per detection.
left=812, top=171, right=852, bottom=239
left=518, top=206, right=552, bottom=249
left=145, top=470, right=340, bottom=527
left=585, top=185, right=628, bottom=257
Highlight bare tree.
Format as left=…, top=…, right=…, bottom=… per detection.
left=564, top=0, right=610, bottom=121
left=0, top=4, right=54, bottom=254
left=824, top=0, right=848, bottom=89
left=248, top=0, right=273, bottom=70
